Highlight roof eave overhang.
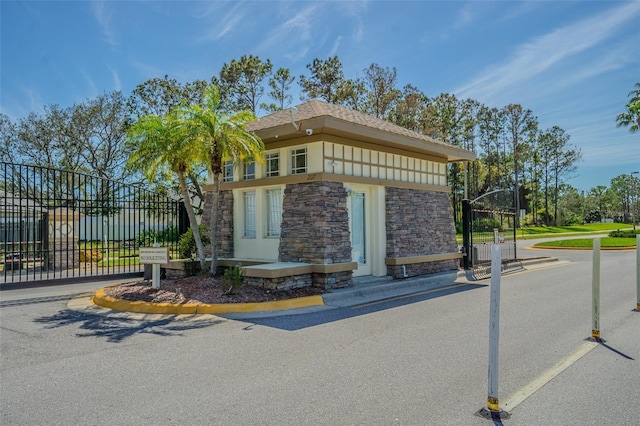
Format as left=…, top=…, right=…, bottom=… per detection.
left=251, top=116, right=476, bottom=163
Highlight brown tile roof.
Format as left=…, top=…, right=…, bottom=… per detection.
left=248, top=99, right=452, bottom=148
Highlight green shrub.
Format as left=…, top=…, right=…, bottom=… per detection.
left=159, top=225, right=180, bottom=243
left=455, top=221, right=463, bottom=234
left=608, top=229, right=640, bottom=238
left=178, top=224, right=211, bottom=259
left=223, top=264, right=245, bottom=295
left=472, top=217, right=502, bottom=232
left=137, top=225, right=181, bottom=247
left=136, top=229, right=159, bottom=247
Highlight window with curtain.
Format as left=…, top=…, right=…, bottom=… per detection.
left=243, top=191, right=256, bottom=238
left=266, top=189, right=282, bottom=237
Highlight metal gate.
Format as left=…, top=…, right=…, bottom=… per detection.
left=0, top=163, right=188, bottom=284
left=461, top=189, right=517, bottom=269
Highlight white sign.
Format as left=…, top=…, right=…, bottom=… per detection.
left=139, top=247, right=169, bottom=264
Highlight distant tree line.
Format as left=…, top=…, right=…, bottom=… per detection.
left=1, top=54, right=637, bottom=227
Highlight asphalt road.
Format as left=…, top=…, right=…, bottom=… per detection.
left=1, top=243, right=638, bottom=425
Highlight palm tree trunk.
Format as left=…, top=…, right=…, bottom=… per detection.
left=209, top=172, right=220, bottom=276
left=177, top=171, right=206, bottom=270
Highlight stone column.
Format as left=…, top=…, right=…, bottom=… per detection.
left=47, top=207, right=82, bottom=271
left=201, top=190, right=234, bottom=260
left=385, top=188, right=459, bottom=277
left=279, top=181, right=353, bottom=288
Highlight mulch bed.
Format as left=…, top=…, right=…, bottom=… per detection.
left=104, top=275, right=324, bottom=304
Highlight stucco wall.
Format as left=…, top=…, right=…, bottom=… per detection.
left=385, top=187, right=459, bottom=277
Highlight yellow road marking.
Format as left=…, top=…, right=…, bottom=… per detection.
left=502, top=341, right=599, bottom=411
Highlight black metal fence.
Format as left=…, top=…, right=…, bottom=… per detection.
left=0, top=162, right=188, bottom=284
left=461, top=190, right=517, bottom=269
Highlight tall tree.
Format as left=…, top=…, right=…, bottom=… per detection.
left=127, top=75, right=208, bottom=119
left=74, top=91, right=132, bottom=181
left=15, top=105, right=83, bottom=171
left=299, top=56, right=346, bottom=103
left=476, top=106, right=505, bottom=191
left=502, top=104, right=537, bottom=228
left=261, top=67, right=295, bottom=113
left=388, top=84, right=428, bottom=132
left=0, top=114, right=19, bottom=164
left=126, top=109, right=208, bottom=269
left=610, top=174, right=637, bottom=223
left=337, top=77, right=367, bottom=111
left=616, top=81, right=640, bottom=133
left=422, top=93, right=477, bottom=222
left=219, top=55, right=273, bottom=115
left=362, top=63, right=400, bottom=119
left=546, top=126, right=581, bottom=225
left=556, top=184, right=583, bottom=225
left=584, top=185, right=610, bottom=223
left=184, top=85, right=264, bottom=275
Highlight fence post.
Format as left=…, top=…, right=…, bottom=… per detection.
left=591, top=238, right=601, bottom=340
left=462, top=199, right=471, bottom=269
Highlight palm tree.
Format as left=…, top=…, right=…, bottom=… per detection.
left=616, top=82, right=640, bottom=133
left=184, top=84, right=264, bottom=275
left=126, top=109, right=208, bottom=270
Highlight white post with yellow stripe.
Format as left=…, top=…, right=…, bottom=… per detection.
left=477, top=244, right=510, bottom=419
left=636, top=235, right=639, bottom=311
left=592, top=238, right=601, bottom=340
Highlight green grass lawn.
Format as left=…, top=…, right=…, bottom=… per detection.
left=457, top=223, right=633, bottom=243
left=520, top=223, right=629, bottom=235
left=534, top=237, right=637, bottom=249
left=97, top=257, right=141, bottom=267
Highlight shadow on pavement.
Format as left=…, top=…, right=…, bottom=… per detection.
left=599, top=341, right=635, bottom=360
left=33, top=309, right=224, bottom=343
left=237, top=282, right=485, bottom=331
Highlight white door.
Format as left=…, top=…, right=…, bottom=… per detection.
left=349, top=191, right=371, bottom=276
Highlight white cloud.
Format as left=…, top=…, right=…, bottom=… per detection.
left=109, top=66, right=122, bottom=92
left=80, top=68, right=98, bottom=98
left=453, top=4, right=474, bottom=29
left=194, top=1, right=247, bottom=42
left=454, top=1, right=640, bottom=101
left=92, top=0, right=118, bottom=47
left=328, top=36, right=343, bottom=57
left=255, top=4, right=320, bottom=60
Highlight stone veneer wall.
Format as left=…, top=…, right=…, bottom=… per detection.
left=201, top=190, right=234, bottom=259
left=279, top=181, right=353, bottom=289
left=385, top=187, right=459, bottom=278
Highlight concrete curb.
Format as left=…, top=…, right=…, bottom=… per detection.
left=92, top=287, right=325, bottom=315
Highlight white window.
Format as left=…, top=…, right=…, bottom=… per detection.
left=266, top=189, right=282, bottom=237
left=265, top=152, right=280, bottom=177
left=244, top=161, right=255, bottom=180
left=291, top=148, right=307, bottom=174
left=243, top=191, right=256, bottom=238
left=223, top=161, right=233, bottom=182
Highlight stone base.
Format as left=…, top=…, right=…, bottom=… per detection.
left=246, top=274, right=313, bottom=290
left=312, top=271, right=352, bottom=289
left=387, top=259, right=459, bottom=279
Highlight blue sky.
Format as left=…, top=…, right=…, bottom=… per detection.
left=1, top=0, right=638, bottom=193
